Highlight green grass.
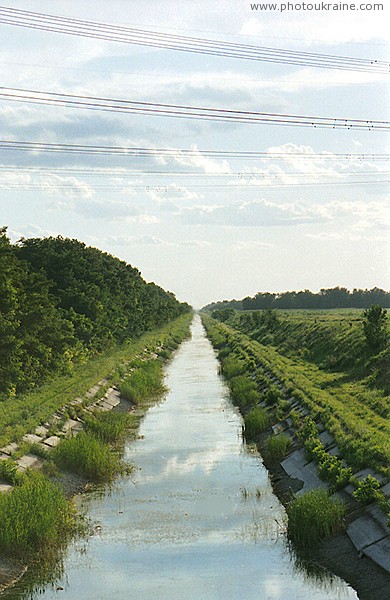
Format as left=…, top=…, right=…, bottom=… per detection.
left=0, top=471, right=74, bottom=557
left=0, top=458, right=24, bottom=485
left=286, top=489, right=346, bottom=550
left=119, top=359, right=167, bottom=404
left=52, top=432, right=126, bottom=483
left=228, top=374, right=260, bottom=409
left=265, top=434, right=291, bottom=461
left=84, top=412, right=138, bottom=444
left=244, top=407, right=269, bottom=441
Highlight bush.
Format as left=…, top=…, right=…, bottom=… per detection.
left=53, top=432, right=124, bottom=483
left=265, top=434, right=291, bottom=460
left=353, top=475, right=381, bottom=504
left=286, top=489, right=346, bottom=550
left=244, top=407, right=269, bottom=441
left=0, top=471, right=73, bottom=556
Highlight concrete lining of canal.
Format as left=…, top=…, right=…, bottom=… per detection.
left=8, top=316, right=361, bottom=599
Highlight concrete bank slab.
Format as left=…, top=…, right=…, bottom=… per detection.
left=347, top=515, right=387, bottom=552
left=363, top=537, right=390, bottom=573
left=16, top=454, right=42, bottom=471
left=318, top=431, right=334, bottom=448
left=44, top=436, right=61, bottom=448
left=296, top=462, right=328, bottom=496
left=281, top=449, right=309, bottom=480
left=62, top=419, right=82, bottom=434
left=98, top=401, right=114, bottom=411
left=0, top=484, right=13, bottom=493
left=35, top=425, right=49, bottom=437
left=381, top=482, right=390, bottom=499
left=85, top=385, right=101, bottom=398
left=0, top=443, right=18, bottom=456
left=22, top=433, right=43, bottom=445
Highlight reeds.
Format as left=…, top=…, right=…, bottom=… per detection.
left=244, top=407, right=269, bottom=441
left=53, top=432, right=124, bottom=483
left=0, top=471, right=74, bottom=556
left=286, top=489, right=346, bottom=549
left=265, top=434, right=291, bottom=461
left=119, top=360, right=166, bottom=404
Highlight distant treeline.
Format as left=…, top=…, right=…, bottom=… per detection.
left=203, top=287, right=390, bottom=312
left=0, top=228, right=191, bottom=400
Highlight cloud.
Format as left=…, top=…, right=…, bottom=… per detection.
left=179, top=196, right=390, bottom=230
left=181, top=198, right=321, bottom=227
left=49, top=196, right=151, bottom=221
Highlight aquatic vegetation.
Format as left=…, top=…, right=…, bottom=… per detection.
left=286, top=489, right=346, bottom=549
left=84, top=411, right=137, bottom=444
left=0, top=471, right=74, bottom=556
left=265, top=434, right=291, bottom=461
left=119, top=360, right=166, bottom=404
left=52, top=432, right=125, bottom=483
left=244, top=407, right=269, bottom=441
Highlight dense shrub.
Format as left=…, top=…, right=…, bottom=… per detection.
left=353, top=475, right=381, bottom=504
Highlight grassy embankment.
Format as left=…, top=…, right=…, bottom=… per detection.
left=0, top=313, right=192, bottom=559
left=201, top=312, right=389, bottom=547
left=0, top=314, right=192, bottom=448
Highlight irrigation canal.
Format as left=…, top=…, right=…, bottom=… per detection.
left=10, top=315, right=358, bottom=599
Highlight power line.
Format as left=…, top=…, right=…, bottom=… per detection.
left=0, top=87, right=388, bottom=131
left=0, top=166, right=388, bottom=179
left=0, top=180, right=387, bottom=191
left=0, top=5, right=388, bottom=74
left=0, top=140, right=388, bottom=161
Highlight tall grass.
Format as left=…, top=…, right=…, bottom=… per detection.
left=244, top=407, right=269, bottom=441
left=0, top=458, right=25, bottom=485
left=119, top=360, right=166, bottom=404
left=265, top=434, right=291, bottom=461
left=53, top=432, right=124, bottom=483
left=229, top=374, right=259, bottom=409
left=0, top=472, right=74, bottom=556
left=84, top=412, right=137, bottom=444
left=286, top=489, right=346, bottom=550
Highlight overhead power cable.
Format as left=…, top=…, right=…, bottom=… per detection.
left=0, top=140, right=389, bottom=161
left=0, top=87, right=388, bottom=131
left=0, top=166, right=388, bottom=179
left=0, top=5, right=388, bottom=74
left=1, top=180, right=387, bottom=191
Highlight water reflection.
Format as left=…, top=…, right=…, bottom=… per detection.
left=5, top=315, right=358, bottom=599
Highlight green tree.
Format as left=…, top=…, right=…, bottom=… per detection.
left=363, top=305, right=388, bottom=354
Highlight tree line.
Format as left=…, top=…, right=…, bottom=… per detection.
left=203, top=287, right=390, bottom=312
left=0, top=228, right=191, bottom=400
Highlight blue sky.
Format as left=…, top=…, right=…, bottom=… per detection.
left=0, top=0, right=389, bottom=307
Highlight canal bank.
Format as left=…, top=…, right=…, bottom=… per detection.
left=3, top=315, right=359, bottom=599
left=201, top=314, right=390, bottom=600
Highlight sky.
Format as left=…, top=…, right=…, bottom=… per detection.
left=0, top=0, right=389, bottom=308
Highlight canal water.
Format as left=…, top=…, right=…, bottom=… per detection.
left=11, top=315, right=358, bottom=599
